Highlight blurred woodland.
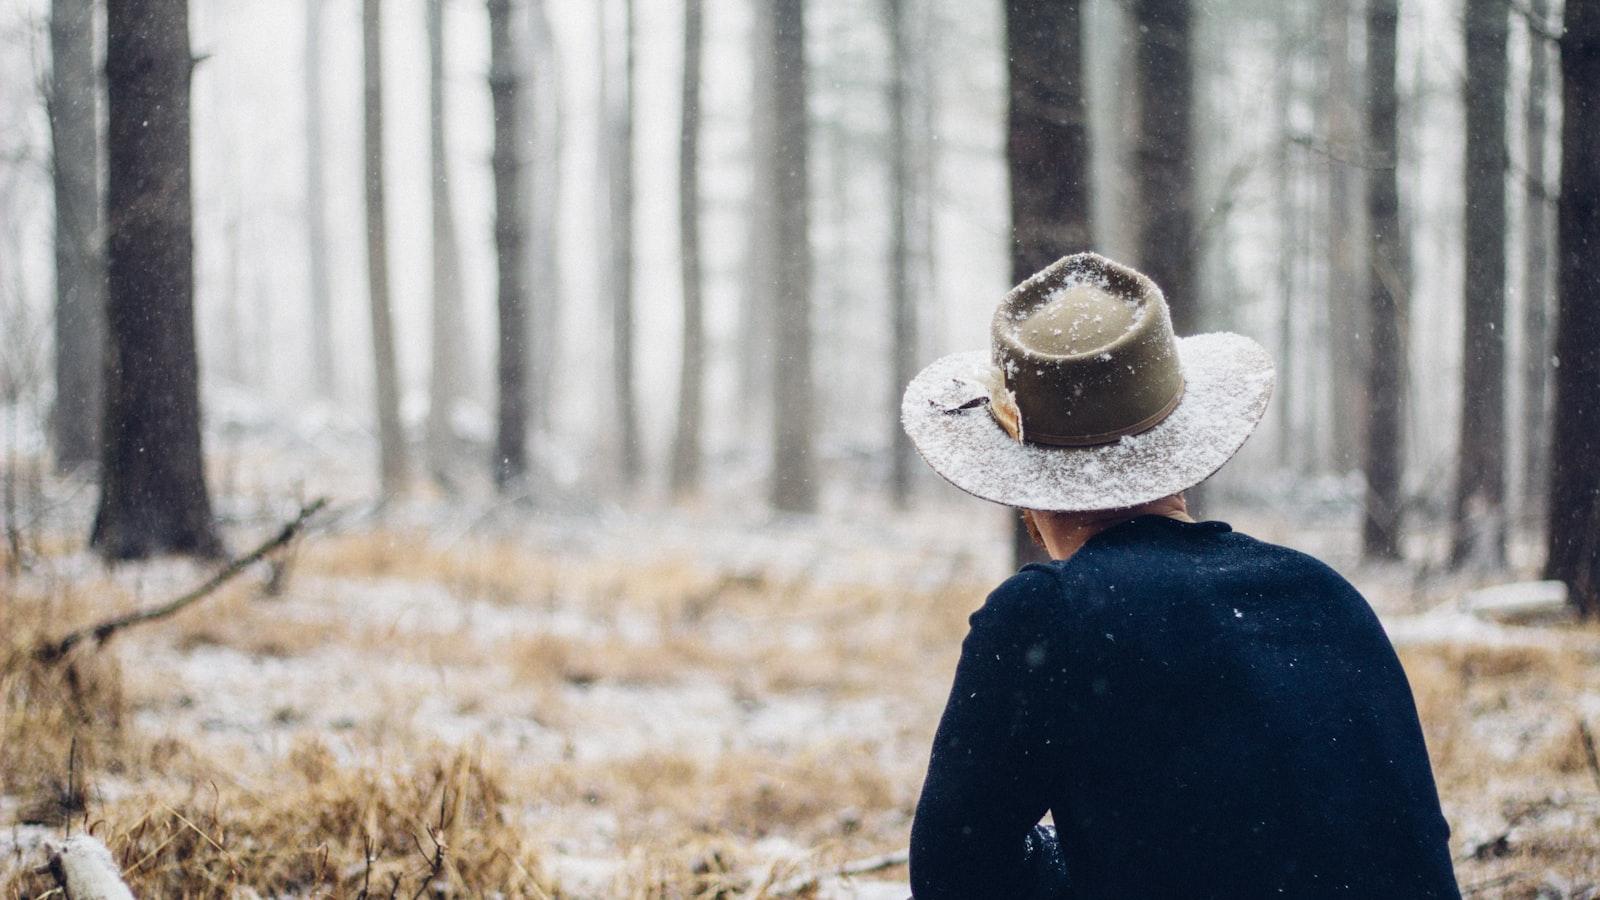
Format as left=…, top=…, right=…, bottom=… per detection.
left=1, top=0, right=1599, bottom=895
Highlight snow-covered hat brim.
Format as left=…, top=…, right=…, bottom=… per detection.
left=901, top=332, right=1274, bottom=512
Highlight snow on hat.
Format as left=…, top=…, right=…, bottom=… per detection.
left=901, top=252, right=1274, bottom=512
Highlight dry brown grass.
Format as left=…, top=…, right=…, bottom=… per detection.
left=1399, top=634, right=1600, bottom=894
left=5, top=524, right=1599, bottom=897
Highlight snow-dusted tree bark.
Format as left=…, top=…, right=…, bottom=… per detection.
left=768, top=0, right=816, bottom=513
left=886, top=0, right=916, bottom=508
left=92, top=0, right=223, bottom=560
left=1131, top=0, right=1196, bottom=336
left=426, top=0, right=468, bottom=481
left=1546, top=0, right=1600, bottom=617
left=1362, top=0, right=1408, bottom=561
left=1450, top=0, right=1508, bottom=568
left=669, top=0, right=704, bottom=497
left=1520, top=0, right=1554, bottom=515
left=363, top=0, right=408, bottom=496
left=600, top=0, right=640, bottom=488
left=1005, top=0, right=1092, bottom=564
left=304, top=0, right=335, bottom=400
left=490, top=0, right=528, bottom=490
left=49, top=0, right=103, bottom=470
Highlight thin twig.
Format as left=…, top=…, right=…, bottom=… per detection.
left=1579, top=719, right=1600, bottom=794
left=34, top=498, right=329, bottom=663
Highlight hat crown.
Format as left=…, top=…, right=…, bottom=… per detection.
left=990, top=253, right=1185, bottom=447
left=1007, top=284, right=1145, bottom=358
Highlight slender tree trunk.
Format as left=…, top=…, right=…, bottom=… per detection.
left=1005, top=0, right=1092, bottom=565
left=1322, top=0, right=1368, bottom=473
left=526, top=0, right=561, bottom=433
left=49, top=0, right=103, bottom=471
left=1450, top=0, right=1508, bottom=568
left=426, top=0, right=467, bottom=481
left=740, top=0, right=777, bottom=448
left=1362, top=0, right=1408, bottom=560
left=768, top=0, right=816, bottom=513
left=92, top=0, right=222, bottom=560
left=1132, top=0, right=1207, bottom=513
left=602, top=0, right=640, bottom=488
left=1132, top=0, right=1196, bottom=335
left=363, top=0, right=407, bottom=496
left=304, top=0, right=335, bottom=400
left=886, top=0, right=916, bottom=508
left=669, top=0, right=704, bottom=497
left=490, top=0, right=528, bottom=490
left=1274, top=0, right=1299, bottom=471
left=1546, top=0, right=1600, bottom=617
left=1520, top=0, right=1553, bottom=518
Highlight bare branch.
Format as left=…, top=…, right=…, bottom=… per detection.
left=34, top=498, right=330, bottom=663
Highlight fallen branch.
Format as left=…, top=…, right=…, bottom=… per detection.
left=769, top=849, right=910, bottom=897
left=35, top=498, right=329, bottom=663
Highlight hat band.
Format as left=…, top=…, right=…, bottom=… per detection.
left=987, top=377, right=1186, bottom=447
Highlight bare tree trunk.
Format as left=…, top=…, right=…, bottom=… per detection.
left=740, top=0, right=777, bottom=450
left=886, top=0, right=916, bottom=508
left=1274, top=0, right=1299, bottom=472
left=304, top=0, right=335, bottom=400
left=1132, top=0, right=1205, bottom=513
left=600, top=0, right=640, bottom=488
left=1450, top=0, right=1508, bottom=568
left=426, top=0, right=468, bottom=481
left=1322, top=0, right=1368, bottom=473
left=490, top=0, right=528, bottom=490
left=1005, top=0, right=1092, bottom=565
left=92, top=0, right=223, bottom=560
left=1546, top=0, right=1600, bottom=617
left=49, top=0, right=103, bottom=471
left=363, top=0, right=407, bottom=497
left=768, top=0, right=816, bottom=513
left=1520, top=0, right=1553, bottom=519
left=1132, top=0, right=1197, bottom=335
left=669, top=0, right=704, bottom=498
left=1362, top=0, right=1408, bottom=561
left=526, top=0, right=561, bottom=434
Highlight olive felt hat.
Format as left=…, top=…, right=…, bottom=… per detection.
left=901, top=252, right=1274, bottom=512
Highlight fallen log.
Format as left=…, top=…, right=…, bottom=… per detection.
left=35, top=498, right=329, bottom=663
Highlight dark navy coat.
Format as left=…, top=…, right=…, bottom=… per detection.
left=909, top=516, right=1459, bottom=899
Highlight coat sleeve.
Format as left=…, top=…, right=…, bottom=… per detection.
left=909, top=567, right=1072, bottom=899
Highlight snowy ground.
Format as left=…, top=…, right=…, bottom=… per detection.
left=3, top=454, right=1598, bottom=896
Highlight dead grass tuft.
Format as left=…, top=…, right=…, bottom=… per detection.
left=4, top=741, right=558, bottom=898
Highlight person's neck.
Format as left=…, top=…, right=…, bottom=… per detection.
left=1030, top=496, right=1193, bottom=561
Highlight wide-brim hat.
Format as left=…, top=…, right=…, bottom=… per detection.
left=901, top=252, right=1274, bottom=512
